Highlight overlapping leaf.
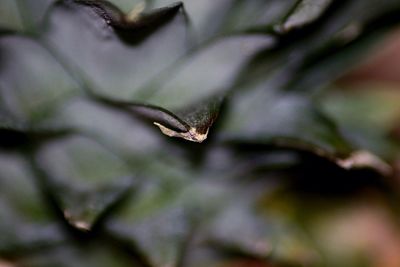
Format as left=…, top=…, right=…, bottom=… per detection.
left=1, top=0, right=398, bottom=155
left=1, top=0, right=400, bottom=267
left=0, top=152, right=65, bottom=257
left=35, top=134, right=136, bottom=231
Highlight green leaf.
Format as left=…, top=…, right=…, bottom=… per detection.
left=150, top=0, right=298, bottom=39
left=16, top=243, right=136, bottom=267
left=0, top=152, right=65, bottom=256
left=150, top=0, right=235, bottom=41
left=42, top=1, right=189, bottom=99
left=203, top=195, right=273, bottom=259
left=1, top=1, right=400, bottom=266
left=140, top=34, right=274, bottom=141
left=0, top=35, right=78, bottom=126
left=280, top=0, right=333, bottom=32
left=0, top=0, right=24, bottom=32
left=0, top=0, right=57, bottom=33
left=209, top=0, right=400, bottom=171
left=39, top=1, right=215, bottom=142
left=321, top=84, right=400, bottom=160
left=37, top=1, right=275, bottom=142
left=35, top=135, right=136, bottom=231
left=219, top=87, right=351, bottom=157
left=41, top=97, right=166, bottom=155
left=2, top=0, right=399, bottom=149
left=108, top=208, right=191, bottom=267
left=219, top=0, right=298, bottom=34
left=206, top=181, right=322, bottom=264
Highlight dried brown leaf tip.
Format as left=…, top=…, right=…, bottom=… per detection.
left=154, top=123, right=209, bottom=143
left=153, top=97, right=220, bottom=143
left=336, top=150, right=393, bottom=176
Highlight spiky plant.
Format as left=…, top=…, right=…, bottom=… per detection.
left=1, top=0, right=400, bottom=266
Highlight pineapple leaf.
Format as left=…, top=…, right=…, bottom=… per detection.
left=1, top=1, right=400, bottom=266
left=75, top=0, right=184, bottom=41
left=0, top=35, right=79, bottom=128
left=107, top=207, right=192, bottom=267
left=0, top=0, right=56, bottom=33
left=0, top=0, right=24, bottom=32
left=219, top=92, right=352, bottom=162
left=137, top=34, right=274, bottom=141
left=280, top=0, right=333, bottom=32
left=34, top=135, right=137, bottom=231
left=0, top=152, right=65, bottom=256
left=150, top=0, right=299, bottom=39
left=1, top=0, right=399, bottom=153
left=40, top=0, right=189, bottom=98
left=322, top=85, right=400, bottom=161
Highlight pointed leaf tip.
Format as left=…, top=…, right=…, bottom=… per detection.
left=154, top=122, right=209, bottom=143
left=336, top=150, right=393, bottom=176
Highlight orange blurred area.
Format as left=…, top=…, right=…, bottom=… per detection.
left=0, top=260, right=15, bottom=267
left=341, top=28, right=400, bottom=85
left=333, top=29, right=400, bottom=267
left=339, top=27, right=400, bottom=149
left=219, top=259, right=274, bottom=267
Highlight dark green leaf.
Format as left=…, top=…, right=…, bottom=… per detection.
left=321, top=85, right=400, bottom=160
left=0, top=0, right=56, bottom=33
left=0, top=152, right=65, bottom=256
left=108, top=208, right=191, bottom=267
left=42, top=1, right=189, bottom=98
left=219, top=0, right=298, bottom=34
left=35, top=135, right=136, bottom=231
left=139, top=34, right=274, bottom=141
left=280, top=0, right=333, bottom=32
left=0, top=0, right=24, bottom=32
left=0, top=35, right=78, bottom=126
left=219, top=88, right=351, bottom=158
left=16, top=243, right=136, bottom=267
left=1, top=1, right=400, bottom=266
left=151, top=0, right=298, bottom=39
